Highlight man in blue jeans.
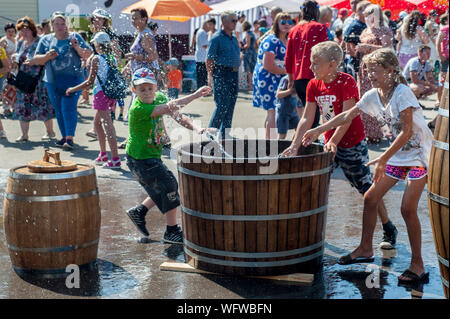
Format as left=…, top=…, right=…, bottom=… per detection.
left=206, top=11, right=241, bottom=138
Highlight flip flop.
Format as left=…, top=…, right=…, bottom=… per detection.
left=398, top=269, right=429, bottom=284
left=338, top=254, right=375, bottom=265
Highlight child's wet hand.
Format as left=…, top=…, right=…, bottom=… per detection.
left=280, top=145, right=298, bottom=157
left=197, top=86, right=212, bottom=96
left=302, top=129, right=319, bottom=147
left=324, top=142, right=337, bottom=156
left=366, top=158, right=386, bottom=183
left=65, top=88, right=73, bottom=96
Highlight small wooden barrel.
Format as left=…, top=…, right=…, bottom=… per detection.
left=428, top=74, right=449, bottom=298
left=178, top=140, right=333, bottom=276
left=3, top=164, right=101, bottom=275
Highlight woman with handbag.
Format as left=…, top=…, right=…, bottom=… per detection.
left=31, top=12, right=92, bottom=150
left=10, top=17, right=56, bottom=142
left=0, top=46, right=9, bottom=139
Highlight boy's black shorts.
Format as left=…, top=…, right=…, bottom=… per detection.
left=126, top=155, right=180, bottom=214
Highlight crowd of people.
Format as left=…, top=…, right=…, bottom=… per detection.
left=0, top=1, right=448, bottom=285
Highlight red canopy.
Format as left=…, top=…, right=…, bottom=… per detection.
left=316, top=0, right=449, bottom=20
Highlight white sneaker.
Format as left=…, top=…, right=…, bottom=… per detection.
left=42, top=132, right=56, bottom=141
left=0, top=130, right=6, bottom=139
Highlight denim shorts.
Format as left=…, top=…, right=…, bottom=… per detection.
left=126, top=155, right=180, bottom=214
left=276, top=97, right=301, bottom=134
left=334, top=139, right=373, bottom=195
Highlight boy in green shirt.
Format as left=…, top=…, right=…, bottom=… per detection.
left=126, top=68, right=212, bottom=243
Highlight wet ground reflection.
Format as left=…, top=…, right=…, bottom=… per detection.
left=14, top=259, right=138, bottom=297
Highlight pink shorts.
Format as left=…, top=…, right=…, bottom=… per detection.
left=93, top=90, right=116, bottom=111
left=385, top=164, right=427, bottom=181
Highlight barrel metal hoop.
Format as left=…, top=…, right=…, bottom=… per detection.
left=177, top=165, right=333, bottom=181
left=7, top=238, right=99, bottom=253
left=5, top=189, right=99, bottom=202
left=438, top=255, right=449, bottom=268
left=438, top=107, right=449, bottom=118
left=184, top=246, right=324, bottom=268
left=181, top=204, right=327, bottom=221
left=432, top=140, right=449, bottom=152
left=9, top=165, right=95, bottom=180
left=428, top=191, right=449, bottom=207
left=184, top=239, right=324, bottom=259
left=442, top=276, right=449, bottom=288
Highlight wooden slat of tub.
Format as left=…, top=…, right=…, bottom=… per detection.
left=299, top=156, right=313, bottom=250
left=211, top=161, right=225, bottom=274
left=256, top=160, right=269, bottom=276
left=266, top=158, right=280, bottom=274
left=221, top=162, right=234, bottom=274
left=277, top=158, right=291, bottom=265
left=307, top=153, right=322, bottom=246
left=187, top=162, right=200, bottom=252
left=287, top=156, right=301, bottom=253
left=245, top=162, right=258, bottom=255
left=232, top=162, right=246, bottom=276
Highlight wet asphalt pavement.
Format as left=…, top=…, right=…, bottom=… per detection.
left=0, top=93, right=446, bottom=299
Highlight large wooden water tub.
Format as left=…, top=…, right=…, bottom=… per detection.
left=428, top=74, right=449, bottom=298
left=3, top=164, right=101, bottom=275
left=177, top=139, right=333, bottom=275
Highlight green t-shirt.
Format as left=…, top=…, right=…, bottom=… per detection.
left=126, top=92, right=168, bottom=159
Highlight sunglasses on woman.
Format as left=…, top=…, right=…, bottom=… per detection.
left=280, top=19, right=294, bottom=25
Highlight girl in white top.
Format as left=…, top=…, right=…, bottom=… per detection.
left=396, top=10, right=429, bottom=69
left=302, top=48, right=433, bottom=285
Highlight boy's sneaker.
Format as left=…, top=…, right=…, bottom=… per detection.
left=55, top=138, right=66, bottom=148
left=118, top=114, right=123, bottom=121
left=0, top=130, right=7, bottom=139
left=94, top=153, right=109, bottom=165
left=380, top=226, right=398, bottom=250
left=163, top=225, right=184, bottom=244
left=63, top=139, right=74, bottom=150
left=103, top=158, right=121, bottom=169
left=126, top=205, right=149, bottom=236
left=110, top=112, right=115, bottom=121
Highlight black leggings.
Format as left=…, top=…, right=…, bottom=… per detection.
left=294, top=79, right=320, bottom=128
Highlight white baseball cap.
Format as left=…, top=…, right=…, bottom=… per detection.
left=91, top=31, right=110, bottom=44
left=92, top=8, right=111, bottom=19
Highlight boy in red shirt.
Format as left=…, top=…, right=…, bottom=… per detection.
left=282, top=41, right=397, bottom=252
left=166, top=57, right=183, bottom=99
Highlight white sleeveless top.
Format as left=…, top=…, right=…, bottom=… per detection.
left=399, top=25, right=423, bottom=55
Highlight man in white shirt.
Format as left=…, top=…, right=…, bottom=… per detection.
left=403, top=44, right=439, bottom=99
left=195, top=20, right=212, bottom=88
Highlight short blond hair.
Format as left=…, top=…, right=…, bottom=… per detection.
left=311, top=41, right=343, bottom=63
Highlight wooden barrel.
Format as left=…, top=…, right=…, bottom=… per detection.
left=428, top=74, right=449, bottom=298
left=3, top=164, right=101, bottom=275
left=177, top=140, right=333, bottom=276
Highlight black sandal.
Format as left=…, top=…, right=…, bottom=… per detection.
left=398, top=269, right=429, bottom=284
left=338, top=254, right=375, bottom=265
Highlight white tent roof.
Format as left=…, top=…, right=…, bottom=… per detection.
left=210, top=0, right=303, bottom=14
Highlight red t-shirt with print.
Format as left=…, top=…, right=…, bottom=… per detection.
left=306, top=72, right=365, bottom=148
